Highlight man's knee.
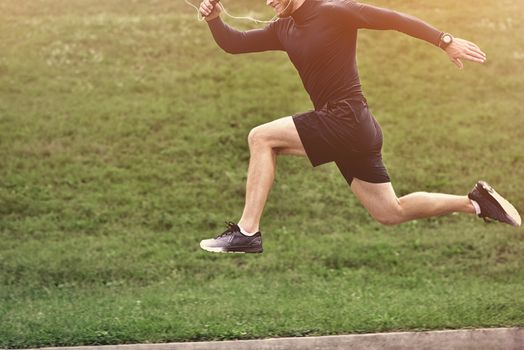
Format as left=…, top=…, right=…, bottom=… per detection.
left=248, top=126, right=270, bottom=149
left=370, top=205, right=404, bottom=226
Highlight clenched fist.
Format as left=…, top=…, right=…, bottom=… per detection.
left=199, top=0, right=221, bottom=22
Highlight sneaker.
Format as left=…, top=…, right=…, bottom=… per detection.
left=200, top=222, right=263, bottom=253
left=468, top=181, right=521, bottom=227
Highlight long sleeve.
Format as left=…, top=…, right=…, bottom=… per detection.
left=207, top=17, right=284, bottom=54
left=337, top=1, right=442, bottom=47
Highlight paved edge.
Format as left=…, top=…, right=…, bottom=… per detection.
left=23, top=327, right=524, bottom=350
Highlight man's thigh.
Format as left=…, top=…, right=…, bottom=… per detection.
left=251, top=116, right=307, bottom=156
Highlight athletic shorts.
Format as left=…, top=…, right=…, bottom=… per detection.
left=292, top=98, right=390, bottom=186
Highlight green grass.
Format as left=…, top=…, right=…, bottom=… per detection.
left=1, top=0, right=524, bottom=347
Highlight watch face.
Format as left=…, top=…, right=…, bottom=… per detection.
left=443, top=35, right=452, bottom=44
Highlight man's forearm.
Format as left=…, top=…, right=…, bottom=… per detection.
left=351, top=3, right=443, bottom=47
left=207, top=17, right=283, bottom=54
left=382, top=9, right=442, bottom=47
left=207, top=17, right=246, bottom=54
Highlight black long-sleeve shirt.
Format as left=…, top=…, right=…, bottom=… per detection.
left=208, top=0, right=442, bottom=110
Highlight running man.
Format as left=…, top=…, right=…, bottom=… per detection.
left=198, top=0, right=521, bottom=253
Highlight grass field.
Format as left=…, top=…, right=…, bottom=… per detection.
left=1, top=0, right=523, bottom=347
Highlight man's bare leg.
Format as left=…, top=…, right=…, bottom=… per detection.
left=237, top=116, right=306, bottom=233
left=200, top=116, right=306, bottom=253
left=351, top=178, right=476, bottom=225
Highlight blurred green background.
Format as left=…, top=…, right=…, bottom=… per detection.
left=0, top=0, right=523, bottom=347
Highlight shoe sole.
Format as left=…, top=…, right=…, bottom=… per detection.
left=199, top=241, right=263, bottom=254
left=479, top=181, right=522, bottom=227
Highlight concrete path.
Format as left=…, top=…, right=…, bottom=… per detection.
left=32, top=327, right=524, bottom=350
left=29, top=327, right=524, bottom=350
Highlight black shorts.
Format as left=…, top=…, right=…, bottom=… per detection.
left=293, top=99, right=390, bottom=186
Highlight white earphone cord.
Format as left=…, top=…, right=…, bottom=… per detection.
left=183, top=0, right=291, bottom=24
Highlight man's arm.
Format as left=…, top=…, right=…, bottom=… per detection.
left=338, top=1, right=486, bottom=69
left=199, top=0, right=283, bottom=54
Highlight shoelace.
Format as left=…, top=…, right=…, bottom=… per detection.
left=481, top=216, right=494, bottom=223
left=216, top=221, right=239, bottom=238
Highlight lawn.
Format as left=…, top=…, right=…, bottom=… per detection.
left=0, top=0, right=523, bottom=347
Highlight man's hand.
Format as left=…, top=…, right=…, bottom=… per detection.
left=199, top=0, right=221, bottom=22
left=445, top=38, right=487, bottom=69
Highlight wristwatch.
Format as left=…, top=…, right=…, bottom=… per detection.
left=438, top=32, right=453, bottom=50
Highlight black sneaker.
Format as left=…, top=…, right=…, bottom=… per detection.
left=468, top=181, right=521, bottom=227
left=200, top=222, right=263, bottom=253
